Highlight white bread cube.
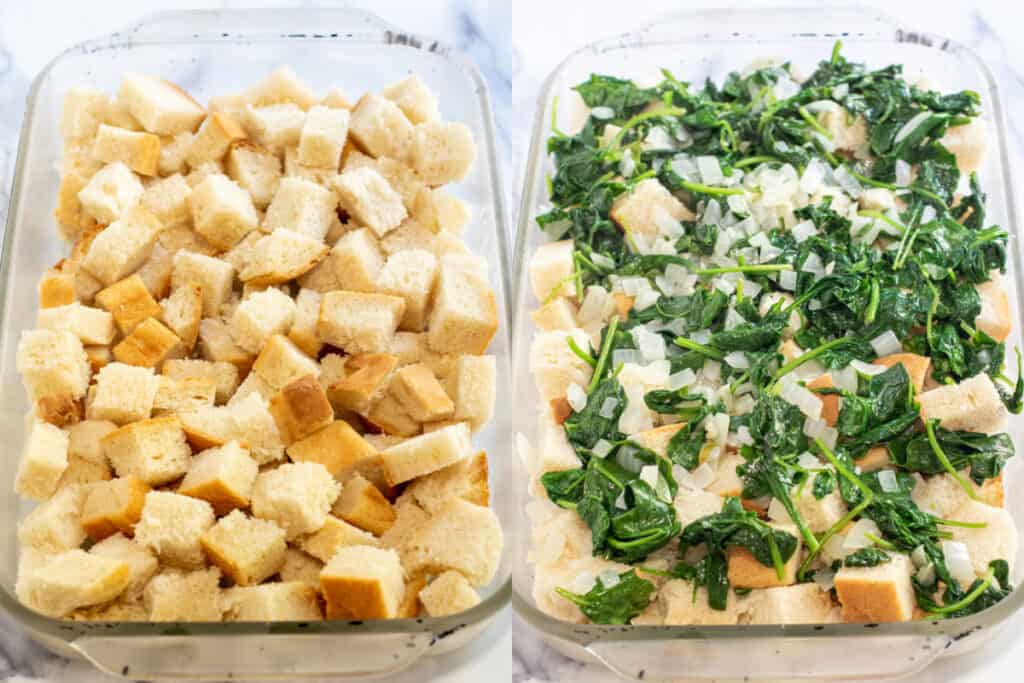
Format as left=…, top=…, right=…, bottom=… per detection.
left=268, top=375, right=334, bottom=445
left=160, top=283, right=203, bottom=351
left=299, top=515, right=379, bottom=563
left=333, top=474, right=396, bottom=536
left=239, top=228, right=329, bottom=286
left=286, top=420, right=381, bottom=481
left=68, top=419, right=117, bottom=463
left=178, top=440, right=257, bottom=515
left=244, top=66, right=316, bottom=110
left=92, top=123, right=161, bottom=176
left=191, top=174, right=259, bottom=250
left=81, top=206, right=164, bottom=287
left=80, top=475, right=149, bottom=541
left=727, top=522, right=801, bottom=589
left=144, top=567, right=223, bottom=621
left=389, top=332, right=456, bottom=378
left=320, top=545, right=405, bottom=619
left=88, top=362, right=159, bottom=424
left=117, top=73, right=205, bottom=135
left=102, top=416, right=191, bottom=485
left=912, top=471, right=1004, bottom=518
left=224, top=582, right=322, bottom=621
left=152, top=375, right=216, bottom=416
left=283, top=145, right=337, bottom=185
left=227, top=392, right=285, bottom=465
left=333, top=167, right=408, bottom=237
left=381, top=75, right=439, bottom=125
left=426, top=256, right=498, bottom=355
left=229, top=370, right=275, bottom=406
left=976, top=275, right=1011, bottom=343
left=419, top=570, right=480, bottom=617
left=263, top=176, right=337, bottom=241
left=230, top=287, right=297, bottom=354
left=252, top=334, right=321, bottom=390
left=411, top=186, right=470, bottom=234
left=15, top=420, right=70, bottom=501
left=331, top=227, right=385, bottom=292
left=178, top=404, right=238, bottom=451
left=296, top=252, right=343, bottom=293
left=380, top=422, right=472, bottom=485
left=198, top=318, right=255, bottom=371
left=834, top=553, right=916, bottom=622
left=18, top=549, right=130, bottom=617
left=344, top=152, right=425, bottom=210
left=186, top=159, right=226, bottom=188
left=529, top=239, right=575, bottom=302
left=406, top=451, right=488, bottom=514
left=71, top=597, right=149, bottom=622
left=163, top=358, right=239, bottom=404
left=611, top=178, right=695, bottom=237
left=318, top=290, right=406, bottom=353
left=349, top=93, right=414, bottom=160
left=298, top=105, right=350, bottom=168
left=243, top=103, right=306, bottom=151
left=401, top=498, right=501, bottom=586
left=55, top=171, right=100, bottom=241
left=89, top=533, right=159, bottom=601
left=17, top=329, right=92, bottom=403
left=158, top=131, right=194, bottom=176
left=390, top=363, right=454, bottom=422
left=873, top=352, right=931, bottom=394
left=95, top=273, right=161, bottom=335
left=376, top=249, right=438, bottom=331
left=61, top=86, right=110, bottom=140
left=131, top=245, right=176, bottom=302
left=321, top=87, right=354, bottom=110
left=447, top=355, right=496, bottom=431
left=39, top=267, right=77, bottom=309
left=528, top=328, right=593, bottom=401
left=323, top=352, right=396, bottom=413
left=159, top=223, right=217, bottom=257
left=410, top=121, right=475, bottom=186
left=77, top=161, right=145, bottom=225
left=34, top=392, right=83, bottom=429
left=83, top=345, right=113, bottom=374
left=251, top=461, right=340, bottom=539
left=660, top=578, right=747, bottom=626
left=941, top=119, right=987, bottom=174
left=280, top=547, right=324, bottom=589
left=172, top=250, right=235, bottom=317
left=950, top=499, right=1019, bottom=575
left=36, top=302, right=115, bottom=346
left=379, top=496, right=429, bottom=550
left=200, top=509, right=287, bottom=585
left=366, top=395, right=420, bottom=438
left=226, top=142, right=282, bottom=209
left=289, top=288, right=324, bottom=357
left=186, top=112, right=247, bottom=167
left=18, top=485, right=86, bottom=552
left=919, top=373, right=1007, bottom=434
left=134, top=491, right=216, bottom=569
left=112, top=317, right=183, bottom=369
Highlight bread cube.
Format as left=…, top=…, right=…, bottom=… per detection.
left=913, top=471, right=1004, bottom=519
left=172, top=250, right=235, bottom=317
left=529, top=240, right=574, bottom=302
left=18, top=549, right=130, bottom=617
left=333, top=474, right=396, bottom=536
left=324, top=352, right=397, bottom=413
left=113, top=317, right=182, bottom=368
left=380, top=422, right=472, bottom=485
left=80, top=474, right=150, bottom=541
left=412, top=186, right=470, bottom=234
left=77, top=161, right=145, bottom=225
left=656, top=578, right=745, bottom=626
left=344, top=152, right=425, bottom=210
left=144, top=567, right=224, bottom=621
left=186, top=159, right=226, bottom=188
left=388, top=333, right=455, bottom=377
left=198, top=318, right=255, bottom=371
left=200, top=510, right=286, bottom=585
left=179, top=440, right=258, bottom=515
left=225, top=141, right=282, bottom=209
left=88, top=362, right=159, bottom=424
left=89, top=533, right=159, bottom=600
left=375, top=249, right=438, bottom=331
left=102, top=416, right=191, bottom=486
left=229, top=287, right=296, bottom=354
left=224, top=582, right=322, bottom=621
left=158, top=284, right=203, bottom=352
left=268, top=375, right=334, bottom=445
left=318, top=291, right=405, bottom=354
left=976, top=276, right=1011, bottom=343
left=427, top=256, right=498, bottom=355
left=349, top=93, right=414, bottom=160
left=288, top=288, right=324, bottom=357
left=419, top=570, right=480, bottom=617
left=366, top=395, right=420, bottom=437
left=950, top=499, right=1018, bottom=575
left=117, top=73, right=205, bottom=135
left=141, top=173, right=192, bottom=230
left=282, top=145, right=336, bottom=185
left=727, top=523, right=802, bottom=589
left=36, top=302, right=115, bottom=348
left=138, top=245, right=184, bottom=303
left=243, top=103, right=306, bottom=151
left=191, top=174, right=259, bottom=250
left=296, top=253, right=343, bottom=293
left=71, top=597, right=149, bottom=622
left=280, top=547, right=324, bottom=589
left=239, top=228, right=329, bottom=286
left=83, top=345, right=113, bottom=373
left=252, top=334, right=321, bottom=390
left=157, top=131, right=193, bottom=175
left=55, top=172, right=99, bottom=241
left=91, top=123, right=161, bottom=176
left=61, top=86, right=110, bottom=140
left=163, top=358, right=239, bottom=404
left=320, top=545, right=405, bottom=619
left=381, top=75, right=439, bottom=125
left=872, top=352, right=930, bottom=394
left=229, top=371, right=275, bottom=407
left=389, top=363, right=454, bottom=422
left=81, top=206, right=163, bottom=287
left=298, top=105, right=350, bottom=168
left=333, top=167, right=408, bottom=237
left=410, top=121, right=475, bottom=186
left=15, top=420, right=70, bottom=501
left=263, top=176, right=337, bottom=241
left=834, top=553, right=916, bottom=622
left=299, top=515, right=379, bottom=563
left=18, top=485, right=86, bottom=552
left=228, top=392, right=285, bottom=465
left=287, top=420, right=380, bottom=482
left=331, top=227, right=385, bottom=292
left=95, top=273, right=161, bottom=335
left=39, top=267, right=77, bottom=309
left=379, top=218, right=443, bottom=256
left=447, top=355, right=497, bottom=431
left=611, top=178, right=695, bottom=238
left=401, top=498, right=501, bottom=586
left=154, top=375, right=217, bottom=415
left=919, top=373, right=1007, bottom=434
left=179, top=405, right=238, bottom=451
left=407, top=451, right=488, bottom=514
left=379, top=495, right=430, bottom=550
left=34, top=391, right=83, bottom=428
left=68, top=418, right=117, bottom=463
left=251, top=462, right=340, bottom=539
left=186, top=112, right=247, bottom=167
left=135, top=491, right=216, bottom=568
left=941, top=119, right=987, bottom=174
left=244, top=66, right=316, bottom=110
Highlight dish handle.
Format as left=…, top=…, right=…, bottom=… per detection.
left=631, top=6, right=899, bottom=41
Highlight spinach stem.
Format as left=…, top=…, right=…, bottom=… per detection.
left=925, top=419, right=981, bottom=501
left=773, top=337, right=851, bottom=382
left=858, top=210, right=906, bottom=236
left=696, top=263, right=792, bottom=276
left=674, top=337, right=725, bottom=361
left=924, top=568, right=996, bottom=615
left=589, top=316, right=620, bottom=393
left=567, top=337, right=597, bottom=368
left=864, top=278, right=880, bottom=325
left=863, top=532, right=896, bottom=550
left=798, top=106, right=832, bottom=139
left=934, top=517, right=989, bottom=530
left=734, top=155, right=780, bottom=168
left=603, top=106, right=688, bottom=157
left=674, top=180, right=745, bottom=197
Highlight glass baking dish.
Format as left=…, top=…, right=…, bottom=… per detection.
left=0, top=7, right=513, bottom=681
left=510, top=6, right=1024, bottom=681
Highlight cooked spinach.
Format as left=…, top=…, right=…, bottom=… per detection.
left=844, top=548, right=891, bottom=568
left=555, top=569, right=656, bottom=624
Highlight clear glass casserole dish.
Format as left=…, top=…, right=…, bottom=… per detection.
left=0, top=7, right=513, bottom=681
left=510, top=6, right=1024, bottom=681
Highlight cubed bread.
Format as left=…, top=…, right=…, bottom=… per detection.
left=239, top=228, right=329, bottom=286
left=81, top=475, right=150, bottom=540
left=332, top=167, right=408, bottom=237
left=379, top=495, right=430, bottom=550
left=230, top=371, right=276, bottom=406
left=264, top=176, right=337, bottom=241
left=366, top=394, right=421, bottom=437
left=160, top=283, right=203, bottom=351
left=426, top=256, right=498, bottom=355
left=324, top=352, right=397, bottom=414
left=68, top=419, right=117, bottom=463
left=17, top=485, right=86, bottom=552
left=298, top=105, right=350, bottom=168
left=389, top=363, right=454, bottom=422
left=806, top=374, right=840, bottom=427
left=96, top=273, right=162, bottom=334
left=528, top=240, right=574, bottom=302
left=61, top=86, right=110, bottom=140
left=89, top=532, right=159, bottom=600
left=318, top=290, right=406, bottom=353
left=186, top=112, right=247, bottom=166
left=410, top=121, right=475, bottom=186
left=401, top=498, right=501, bottom=586
left=243, top=103, right=306, bottom=151
left=251, top=462, right=340, bottom=539
left=153, top=376, right=216, bottom=415
left=71, top=597, right=149, bottom=622
left=135, top=491, right=216, bottom=568
left=252, top=334, right=321, bottom=390
left=418, top=570, right=480, bottom=617
left=919, top=373, right=1007, bottom=434
left=244, top=66, right=317, bottom=110
left=975, top=276, right=1012, bottom=343
left=344, top=151, right=425, bottom=210
left=279, top=547, right=324, bottom=590
left=102, top=416, right=191, bottom=486
left=81, top=206, right=164, bottom=287
left=321, top=88, right=354, bottom=110
left=376, top=249, right=438, bottom=331
left=447, top=355, right=496, bottom=431
left=381, top=75, right=439, bottom=125
left=91, top=123, right=161, bottom=176
left=348, top=93, right=414, bottom=160
left=158, top=131, right=194, bottom=175
left=88, top=362, right=160, bottom=424
left=18, top=549, right=130, bottom=617
left=872, top=352, right=931, bottom=394
left=230, top=287, right=297, bottom=354
left=320, top=545, right=405, bottom=619
left=913, top=471, right=1004, bottom=518
left=380, top=422, right=473, bottom=485
left=610, top=178, right=695, bottom=237
left=163, top=358, right=240, bottom=404
left=289, top=288, right=324, bottom=357
left=178, top=440, right=257, bottom=515
left=178, top=405, right=238, bottom=451
left=35, top=392, right=83, bottom=428
left=191, top=174, right=259, bottom=250
left=15, top=420, right=70, bottom=501
left=35, top=302, right=114, bottom=346
left=228, top=392, right=285, bottom=465
left=333, top=474, right=396, bottom=536
left=268, top=375, right=334, bottom=445
left=186, top=159, right=226, bottom=188
left=77, top=161, right=144, bottom=224
left=949, top=499, right=1019, bottom=575
left=55, top=172, right=100, bottom=241
left=225, top=141, right=282, bottom=209
left=296, top=254, right=343, bottom=293
left=198, top=318, right=255, bottom=371
left=113, top=317, right=182, bottom=368
left=299, top=514, right=379, bottom=562
left=201, top=509, right=287, bottom=585
left=406, top=451, right=488, bottom=514
left=57, top=451, right=112, bottom=489
left=224, top=582, right=323, bottom=621
left=726, top=523, right=802, bottom=589
left=411, top=186, right=470, bottom=235
left=287, top=420, right=381, bottom=482
left=834, top=553, right=916, bottom=622
left=16, top=329, right=91, bottom=402
left=83, top=345, right=113, bottom=373
left=145, top=567, right=224, bottom=621
left=117, top=73, right=205, bottom=135
left=141, top=173, right=192, bottom=228
left=330, top=227, right=385, bottom=292
left=172, top=250, right=235, bottom=317
left=746, top=583, right=839, bottom=625
left=134, top=244, right=175, bottom=302
left=283, top=145, right=336, bottom=185
left=39, top=267, right=77, bottom=309
left=654, top=578, right=743, bottom=626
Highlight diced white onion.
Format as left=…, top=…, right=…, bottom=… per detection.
left=577, top=286, right=610, bottom=325
left=791, top=220, right=817, bottom=243
left=592, top=252, right=615, bottom=270
left=813, top=568, right=836, bottom=592
left=668, top=369, right=696, bottom=390
left=692, top=462, right=716, bottom=489
left=798, top=451, right=823, bottom=470
left=591, top=106, right=615, bottom=120
left=702, top=199, right=723, bottom=226
left=634, top=289, right=660, bottom=311
left=598, top=569, right=621, bottom=588
left=921, top=205, right=937, bottom=224
left=801, top=252, right=824, bottom=277
left=542, top=219, right=571, bottom=240
left=566, top=383, right=587, bottom=412
left=803, top=416, right=828, bottom=439
left=916, top=563, right=936, bottom=587
left=592, top=439, right=613, bottom=458
left=735, top=426, right=755, bottom=446
left=799, top=158, right=827, bottom=195
left=832, top=366, right=858, bottom=393
left=598, top=398, right=619, bottom=420
left=612, top=349, right=642, bottom=368
left=870, top=330, right=902, bottom=357
left=670, top=155, right=698, bottom=180
left=654, top=208, right=685, bottom=240
left=619, top=277, right=648, bottom=296
left=768, top=497, right=792, bottom=524
left=819, top=426, right=839, bottom=449
left=779, top=269, right=798, bottom=291
left=570, top=571, right=597, bottom=593
left=642, top=359, right=671, bottom=387
left=619, top=150, right=636, bottom=178
left=697, top=156, right=724, bottom=185
left=895, top=159, right=912, bottom=186
left=726, top=193, right=749, bottom=216
left=833, top=165, right=863, bottom=198
left=702, top=360, right=722, bottom=382
left=893, top=111, right=931, bottom=145
left=844, top=519, right=882, bottom=550
left=713, top=277, right=736, bottom=295
left=878, top=469, right=899, bottom=493
left=851, top=359, right=887, bottom=376
left=805, top=99, right=841, bottom=114
left=614, top=491, right=628, bottom=510
left=942, top=540, right=976, bottom=586
left=632, top=326, right=667, bottom=362
left=911, top=545, right=929, bottom=568
left=724, top=351, right=750, bottom=370
left=760, top=245, right=783, bottom=263
left=643, top=126, right=675, bottom=152
left=832, top=83, right=849, bottom=99
left=674, top=464, right=698, bottom=491
left=811, top=131, right=836, bottom=153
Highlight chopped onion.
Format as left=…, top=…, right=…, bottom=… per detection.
left=779, top=269, right=798, bottom=291
left=803, top=416, right=828, bottom=439
left=541, top=219, right=571, bottom=240
left=614, top=491, right=628, bottom=510
left=668, top=368, right=696, bottom=390
left=844, top=519, right=882, bottom=550
left=691, top=329, right=712, bottom=344
left=724, top=351, right=750, bottom=369
left=643, top=126, right=675, bottom=152
left=851, top=359, right=887, bottom=376
left=692, top=462, right=716, bottom=489
left=735, top=426, right=754, bottom=446
left=598, top=569, right=621, bottom=588
left=577, top=285, right=610, bottom=324
left=870, top=330, right=902, bottom=357
left=813, top=568, right=836, bottom=592
left=916, top=563, right=936, bottom=587
left=811, top=131, right=836, bottom=153
left=639, top=464, right=660, bottom=490
left=895, top=159, right=912, bottom=186
left=631, top=326, right=667, bottom=362
left=911, top=545, right=929, bottom=568
left=760, top=245, right=783, bottom=263
left=920, top=205, right=937, bottom=224
left=801, top=252, right=824, bottom=277
left=791, top=220, right=817, bottom=243
left=768, top=497, right=792, bottom=524
left=942, top=540, right=976, bottom=586
left=819, top=426, right=839, bottom=449
left=798, top=451, right=823, bottom=470
left=799, top=159, right=827, bottom=194
left=893, top=111, right=931, bottom=145
left=832, top=83, right=849, bottom=99
left=702, top=199, right=723, bottom=226
left=702, top=360, right=722, bottom=382
left=654, top=207, right=685, bottom=239
left=619, top=277, right=647, bottom=296
left=726, top=193, right=749, bottom=216
left=566, top=383, right=587, bottom=412
left=612, top=349, right=642, bottom=368
left=570, top=571, right=597, bottom=593
left=670, top=155, right=698, bottom=180
left=697, top=156, right=724, bottom=185
left=598, top=398, right=619, bottom=420
left=592, top=252, right=616, bottom=270
left=619, top=150, right=636, bottom=178
left=832, top=366, right=858, bottom=393
left=591, top=106, right=615, bottom=120
left=878, top=469, right=899, bottom=493
left=634, top=289, right=660, bottom=311
left=674, top=464, right=698, bottom=491
left=805, top=99, right=841, bottom=114
left=642, top=359, right=671, bottom=387
left=833, top=165, right=863, bottom=198
left=592, top=439, right=613, bottom=458
left=713, top=277, right=736, bottom=295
